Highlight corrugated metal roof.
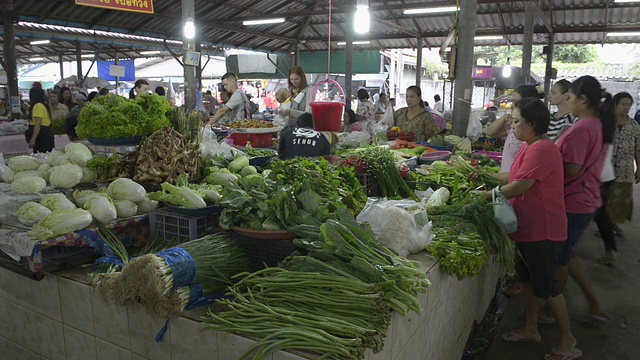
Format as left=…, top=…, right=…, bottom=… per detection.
left=3, top=0, right=640, bottom=63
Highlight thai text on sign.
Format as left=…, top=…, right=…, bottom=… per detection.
left=75, top=0, right=154, bottom=15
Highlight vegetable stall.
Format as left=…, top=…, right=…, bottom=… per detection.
left=0, top=112, right=511, bottom=360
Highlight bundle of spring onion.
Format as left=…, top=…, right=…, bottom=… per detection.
left=449, top=155, right=505, bottom=188
left=426, top=226, right=489, bottom=280
left=357, top=146, right=418, bottom=200
left=147, top=282, right=222, bottom=319
left=288, top=210, right=430, bottom=316
left=203, top=267, right=390, bottom=359
left=121, top=234, right=249, bottom=308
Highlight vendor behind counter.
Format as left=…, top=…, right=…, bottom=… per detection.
left=278, top=113, right=336, bottom=160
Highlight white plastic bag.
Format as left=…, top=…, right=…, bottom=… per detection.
left=0, top=153, right=7, bottom=182
left=466, top=115, right=483, bottom=142
left=381, top=105, right=395, bottom=128
left=356, top=198, right=434, bottom=257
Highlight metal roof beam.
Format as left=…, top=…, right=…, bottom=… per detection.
left=534, top=2, right=553, bottom=33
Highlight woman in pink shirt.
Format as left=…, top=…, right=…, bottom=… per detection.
left=484, top=98, right=580, bottom=360
left=555, top=76, right=614, bottom=325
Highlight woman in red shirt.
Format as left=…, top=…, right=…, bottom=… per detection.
left=485, top=98, right=580, bottom=360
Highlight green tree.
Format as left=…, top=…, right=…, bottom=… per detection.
left=474, top=44, right=599, bottom=65
left=553, top=45, right=598, bottom=63
left=627, top=53, right=640, bottom=79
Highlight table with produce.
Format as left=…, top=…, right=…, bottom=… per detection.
left=0, top=112, right=512, bottom=360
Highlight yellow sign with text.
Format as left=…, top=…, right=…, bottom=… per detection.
left=75, top=0, right=154, bottom=15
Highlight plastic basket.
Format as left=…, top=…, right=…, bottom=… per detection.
left=419, top=151, right=452, bottom=165
left=233, top=234, right=299, bottom=272
left=310, top=79, right=345, bottom=132
left=357, top=172, right=379, bottom=197
left=416, top=142, right=455, bottom=152
left=149, top=208, right=220, bottom=244
left=229, top=133, right=274, bottom=148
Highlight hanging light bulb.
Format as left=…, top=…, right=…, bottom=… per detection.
left=502, top=57, right=512, bottom=77
left=354, top=0, right=370, bottom=34
left=184, top=17, right=195, bottom=39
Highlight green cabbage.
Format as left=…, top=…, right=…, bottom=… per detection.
left=41, top=193, right=76, bottom=211
left=228, top=156, right=250, bottom=173
left=84, top=193, right=117, bottom=224
left=14, top=170, right=49, bottom=183
left=46, top=150, right=70, bottom=167
left=135, top=197, right=158, bottom=214
left=37, top=163, right=51, bottom=172
left=426, top=187, right=451, bottom=209
left=7, top=155, right=41, bottom=172
left=17, top=202, right=52, bottom=226
left=2, top=168, right=14, bottom=182
left=50, top=164, right=83, bottom=189
left=240, top=165, right=258, bottom=177
left=113, top=199, right=138, bottom=218
left=107, top=178, right=147, bottom=203
left=29, top=209, right=93, bottom=240
left=148, top=183, right=206, bottom=209
left=80, top=167, right=97, bottom=183
left=65, top=143, right=93, bottom=167
left=11, top=176, right=46, bottom=194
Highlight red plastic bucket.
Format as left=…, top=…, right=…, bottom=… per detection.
left=309, top=79, right=346, bottom=132
left=310, top=102, right=344, bottom=131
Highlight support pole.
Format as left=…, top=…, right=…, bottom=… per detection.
left=543, top=34, right=555, bottom=106
left=76, top=43, right=83, bottom=82
left=345, top=8, right=354, bottom=110
left=2, top=3, right=20, bottom=119
left=182, top=0, right=196, bottom=111
left=451, top=0, right=477, bottom=137
left=522, top=1, right=535, bottom=83
left=59, top=54, right=64, bottom=80
left=195, top=30, right=202, bottom=93
left=294, top=43, right=300, bottom=67
left=115, top=52, right=120, bottom=95
left=389, top=50, right=396, bottom=99
left=415, top=37, right=423, bottom=87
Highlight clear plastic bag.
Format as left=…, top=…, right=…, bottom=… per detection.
left=356, top=198, right=434, bottom=257
left=0, top=153, right=7, bottom=180
left=466, top=115, right=483, bottom=142
left=381, top=105, right=395, bottom=128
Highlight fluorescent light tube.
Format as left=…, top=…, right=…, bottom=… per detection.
left=607, top=32, right=640, bottom=37
left=30, top=40, right=50, bottom=45
left=140, top=51, right=162, bottom=55
left=243, top=18, right=286, bottom=26
left=30, top=57, right=44, bottom=61
left=337, top=41, right=371, bottom=45
left=475, top=35, right=503, bottom=40
left=80, top=54, right=95, bottom=58
left=404, top=6, right=457, bottom=14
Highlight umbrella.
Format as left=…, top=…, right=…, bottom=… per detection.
left=57, top=75, right=110, bottom=89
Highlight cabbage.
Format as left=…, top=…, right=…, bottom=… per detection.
left=135, top=197, right=158, bottom=214
left=41, top=193, right=76, bottom=211
left=49, top=164, right=83, bottom=189
left=7, top=155, right=40, bottom=172
left=72, top=190, right=96, bottom=208
left=228, top=156, right=250, bottom=173
left=107, top=178, right=147, bottom=203
left=11, top=176, right=46, bottom=194
left=46, top=150, right=70, bottom=166
left=65, top=143, right=93, bottom=166
left=37, top=163, right=51, bottom=172
left=29, top=209, right=93, bottom=240
left=84, top=193, right=117, bottom=224
left=113, top=199, right=138, bottom=218
left=17, top=202, right=52, bottom=226
left=80, top=167, right=97, bottom=183
left=14, top=170, right=49, bottom=183
left=2, top=168, right=15, bottom=183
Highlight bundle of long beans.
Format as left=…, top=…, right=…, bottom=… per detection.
left=203, top=267, right=390, bottom=359
left=289, top=211, right=430, bottom=316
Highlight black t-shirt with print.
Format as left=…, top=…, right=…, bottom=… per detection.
left=279, top=127, right=331, bottom=160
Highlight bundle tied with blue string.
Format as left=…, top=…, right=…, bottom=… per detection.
left=120, top=233, right=249, bottom=316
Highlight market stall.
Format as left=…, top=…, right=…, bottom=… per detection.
left=0, top=99, right=512, bottom=359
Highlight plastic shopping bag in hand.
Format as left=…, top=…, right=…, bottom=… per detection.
left=381, top=105, right=395, bottom=128
left=466, top=115, right=483, bottom=142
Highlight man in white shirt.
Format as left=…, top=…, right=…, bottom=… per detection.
left=433, top=94, right=444, bottom=114
left=206, top=73, right=251, bottom=126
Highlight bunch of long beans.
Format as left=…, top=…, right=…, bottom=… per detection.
left=203, top=267, right=390, bottom=359
left=450, top=155, right=505, bottom=188
left=289, top=213, right=430, bottom=316
left=358, top=146, right=417, bottom=200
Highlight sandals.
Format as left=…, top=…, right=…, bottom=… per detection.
left=501, top=329, right=541, bottom=343
left=544, top=347, right=582, bottom=360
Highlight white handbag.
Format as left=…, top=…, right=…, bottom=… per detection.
left=493, top=187, right=518, bottom=234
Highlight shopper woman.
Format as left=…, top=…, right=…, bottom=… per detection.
left=393, top=86, right=438, bottom=142
left=485, top=98, right=580, bottom=360
left=548, top=79, right=576, bottom=140
left=25, top=87, right=55, bottom=153
left=48, top=90, right=69, bottom=123
left=129, top=79, right=150, bottom=99
left=486, top=85, right=540, bottom=173
left=608, top=92, right=640, bottom=229
left=555, top=75, right=613, bottom=322
left=355, top=88, right=375, bottom=132
left=280, top=66, right=313, bottom=124
left=60, top=86, right=74, bottom=110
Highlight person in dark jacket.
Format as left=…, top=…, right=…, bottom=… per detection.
left=279, top=113, right=333, bottom=160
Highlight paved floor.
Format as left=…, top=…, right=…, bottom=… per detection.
left=484, top=185, right=640, bottom=360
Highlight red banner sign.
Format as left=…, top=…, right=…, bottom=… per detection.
left=75, top=0, right=154, bottom=15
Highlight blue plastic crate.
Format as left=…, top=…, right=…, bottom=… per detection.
left=416, top=141, right=455, bottom=152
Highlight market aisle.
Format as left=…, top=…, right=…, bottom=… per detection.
left=484, top=185, right=640, bottom=360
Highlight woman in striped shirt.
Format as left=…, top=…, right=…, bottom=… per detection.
left=548, top=79, right=576, bottom=140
